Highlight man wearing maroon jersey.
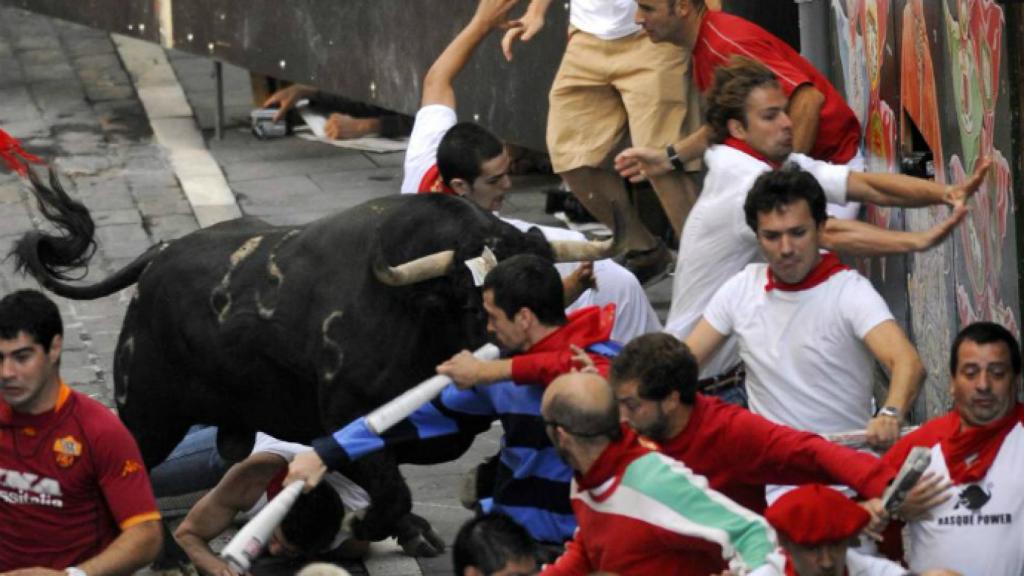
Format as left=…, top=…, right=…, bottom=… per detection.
left=0, top=290, right=162, bottom=575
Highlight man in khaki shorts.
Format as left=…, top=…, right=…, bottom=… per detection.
left=503, top=0, right=703, bottom=283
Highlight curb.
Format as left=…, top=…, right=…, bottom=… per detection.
left=111, top=34, right=241, bottom=229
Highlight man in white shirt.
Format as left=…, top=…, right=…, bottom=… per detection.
left=684, top=166, right=925, bottom=449
left=882, top=322, right=1024, bottom=575
left=501, top=0, right=704, bottom=282
left=664, top=58, right=987, bottom=391
left=401, top=0, right=660, bottom=343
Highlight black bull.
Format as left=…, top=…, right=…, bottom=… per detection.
left=12, top=169, right=618, bottom=554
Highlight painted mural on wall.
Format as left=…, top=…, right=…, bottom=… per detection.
left=901, top=0, right=957, bottom=418
left=832, top=0, right=1019, bottom=417
left=832, top=0, right=903, bottom=289
left=942, top=0, right=1017, bottom=335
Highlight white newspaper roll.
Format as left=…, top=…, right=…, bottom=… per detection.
left=364, top=343, right=501, bottom=435
left=221, top=480, right=305, bottom=572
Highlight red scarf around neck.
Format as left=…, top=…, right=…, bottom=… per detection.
left=942, top=403, right=1024, bottom=484
left=417, top=163, right=456, bottom=195
left=765, top=252, right=850, bottom=292
left=723, top=136, right=783, bottom=169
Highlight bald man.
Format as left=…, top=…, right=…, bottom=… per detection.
left=539, top=373, right=775, bottom=576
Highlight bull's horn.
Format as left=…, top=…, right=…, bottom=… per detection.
left=374, top=249, right=456, bottom=286
left=548, top=201, right=627, bottom=262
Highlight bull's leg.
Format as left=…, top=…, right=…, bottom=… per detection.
left=341, top=452, right=445, bottom=557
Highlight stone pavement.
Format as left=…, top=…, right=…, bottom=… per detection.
left=0, top=7, right=199, bottom=406
left=0, top=7, right=672, bottom=575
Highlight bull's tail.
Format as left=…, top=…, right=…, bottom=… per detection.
left=12, top=167, right=158, bottom=300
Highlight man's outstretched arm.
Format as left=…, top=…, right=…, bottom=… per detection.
left=421, top=0, right=521, bottom=108
left=847, top=157, right=990, bottom=208
left=175, top=454, right=285, bottom=576
left=821, top=206, right=967, bottom=256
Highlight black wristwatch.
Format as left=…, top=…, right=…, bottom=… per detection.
left=877, top=406, right=902, bottom=419
left=666, top=145, right=686, bottom=171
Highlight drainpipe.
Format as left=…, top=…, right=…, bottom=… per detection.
left=795, top=0, right=830, bottom=74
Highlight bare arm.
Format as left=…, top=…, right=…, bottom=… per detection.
left=72, top=520, right=162, bottom=576
left=614, top=125, right=712, bottom=183
left=175, top=453, right=287, bottom=576
left=683, top=318, right=729, bottom=368
left=820, top=206, right=967, bottom=256
left=787, top=85, right=825, bottom=154
left=421, top=0, right=521, bottom=108
left=847, top=157, right=990, bottom=208
left=501, top=0, right=553, bottom=61
left=862, top=320, right=925, bottom=449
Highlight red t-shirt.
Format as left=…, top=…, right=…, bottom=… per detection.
left=692, top=11, right=861, bottom=164
left=0, top=383, right=160, bottom=570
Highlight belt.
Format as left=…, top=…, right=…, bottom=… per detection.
left=697, top=363, right=745, bottom=394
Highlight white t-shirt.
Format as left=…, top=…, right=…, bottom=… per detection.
left=905, top=424, right=1024, bottom=575
left=569, top=0, right=640, bottom=40
left=503, top=218, right=661, bottom=342
left=750, top=549, right=907, bottom=575
left=400, top=104, right=660, bottom=342
left=701, top=265, right=893, bottom=434
left=664, top=145, right=851, bottom=377
left=400, top=104, right=458, bottom=194
left=247, top=433, right=371, bottom=548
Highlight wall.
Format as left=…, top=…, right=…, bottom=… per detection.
left=829, top=0, right=1021, bottom=419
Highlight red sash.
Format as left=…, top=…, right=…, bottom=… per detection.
left=942, top=403, right=1024, bottom=484
left=417, top=164, right=456, bottom=195
left=765, top=252, right=849, bottom=292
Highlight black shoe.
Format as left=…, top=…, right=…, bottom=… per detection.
left=620, top=241, right=674, bottom=286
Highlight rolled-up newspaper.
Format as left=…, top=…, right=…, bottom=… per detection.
left=881, top=446, right=932, bottom=514
left=221, top=480, right=305, bottom=572
left=823, top=426, right=918, bottom=449
left=365, top=343, right=501, bottom=434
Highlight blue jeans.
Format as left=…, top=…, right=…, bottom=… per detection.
left=149, top=426, right=230, bottom=498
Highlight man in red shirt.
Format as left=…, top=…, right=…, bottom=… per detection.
left=616, top=0, right=862, bottom=193
left=607, top=332, right=894, bottom=514
left=0, top=290, right=162, bottom=574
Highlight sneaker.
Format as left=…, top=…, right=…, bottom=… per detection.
left=620, top=241, right=675, bottom=285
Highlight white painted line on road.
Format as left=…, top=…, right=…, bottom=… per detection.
left=111, top=33, right=241, bottom=227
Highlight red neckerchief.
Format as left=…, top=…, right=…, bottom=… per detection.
left=417, top=164, right=456, bottom=195
left=723, top=136, right=783, bottom=169
left=0, top=128, right=44, bottom=175
left=942, top=403, right=1024, bottom=484
left=782, top=549, right=849, bottom=576
left=576, top=425, right=650, bottom=493
left=765, top=252, right=849, bottom=292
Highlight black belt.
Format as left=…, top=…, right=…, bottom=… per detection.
left=697, top=363, right=745, bottom=394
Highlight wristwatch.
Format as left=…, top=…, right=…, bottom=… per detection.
left=877, top=406, right=902, bottom=419
left=66, top=567, right=87, bottom=576
left=665, top=145, right=686, bottom=171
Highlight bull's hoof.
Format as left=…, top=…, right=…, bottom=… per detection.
left=394, top=513, right=446, bottom=557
